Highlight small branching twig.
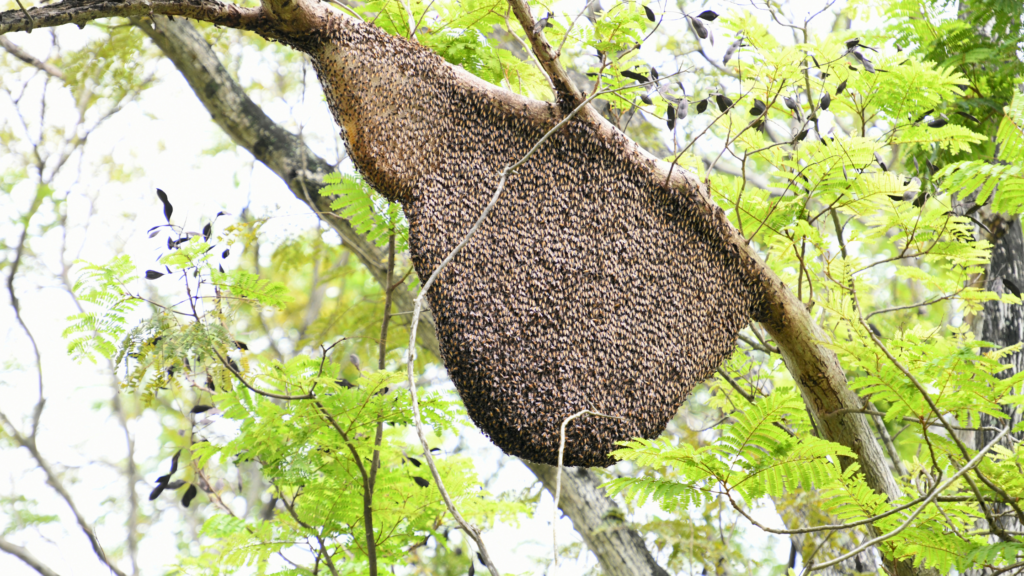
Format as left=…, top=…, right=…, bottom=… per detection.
left=804, top=424, right=1011, bottom=573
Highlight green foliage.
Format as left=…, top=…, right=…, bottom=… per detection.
left=938, top=88, right=1024, bottom=213
left=605, top=391, right=855, bottom=508
left=321, top=171, right=410, bottom=253
left=181, top=368, right=524, bottom=573
left=63, top=255, right=141, bottom=362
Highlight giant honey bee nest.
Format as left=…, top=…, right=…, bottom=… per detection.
left=310, top=18, right=768, bottom=467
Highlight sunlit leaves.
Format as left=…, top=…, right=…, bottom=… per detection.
left=63, top=255, right=140, bottom=362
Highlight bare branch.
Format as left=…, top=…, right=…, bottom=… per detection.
left=0, top=413, right=128, bottom=576
left=0, top=536, right=62, bottom=576
left=0, top=36, right=63, bottom=79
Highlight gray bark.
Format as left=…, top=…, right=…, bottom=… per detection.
left=525, top=463, right=669, bottom=576
left=965, top=212, right=1024, bottom=576
left=136, top=16, right=669, bottom=575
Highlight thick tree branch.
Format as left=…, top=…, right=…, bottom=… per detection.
left=0, top=0, right=266, bottom=36
left=504, top=0, right=580, bottom=102
left=136, top=14, right=440, bottom=355
left=525, top=463, right=669, bottom=576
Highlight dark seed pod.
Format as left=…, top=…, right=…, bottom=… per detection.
left=723, top=37, right=743, bottom=65
left=955, top=111, right=979, bottom=123
left=715, top=93, right=733, bottom=112
left=621, top=69, right=648, bottom=83
left=749, top=99, right=766, bottom=116
left=820, top=92, right=831, bottom=111
left=640, top=92, right=653, bottom=105
left=1004, top=277, right=1022, bottom=299
left=181, top=484, right=198, bottom=508
left=643, top=5, right=656, bottom=22
left=145, top=270, right=164, bottom=280
left=696, top=9, right=719, bottom=21
left=836, top=80, right=847, bottom=95
left=667, top=104, right=676, bottom=130
left=156, top=189, right=173, bottom=222
left=874, top=152, right=888, bottom=172
left=532, top=12, right=553, bottom=36
left=927, top=115, right=948, bottom=128
left=697, top=98, right=708, bottom=113
left=413, top=476, right=430, bottom=488
left=689, top=16, right=709, bottom=39
left=850, top=50, right=875, bottom=73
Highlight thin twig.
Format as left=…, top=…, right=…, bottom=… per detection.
left=404, top=83, right=606, bottom=576
left=806, top=424, right=1011, bottom=573
left=552, top=409, right=624, bottom=567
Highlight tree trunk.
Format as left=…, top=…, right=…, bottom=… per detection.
left=965, top=212, right=1024, bottom=576
left=525, top=463, right=669, bottom=576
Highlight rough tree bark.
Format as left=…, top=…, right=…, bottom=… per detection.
left=135, top=14, right=669, bottom=574
left=1, top=0, right=921, bottom=573
left=964, top=211, right=1024, bottom=576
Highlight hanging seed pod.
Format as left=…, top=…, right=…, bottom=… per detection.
left=749, top=99, right=766, bottom=116
left=715, top=93, right=734, bottom=112
left=643, top=5, right=656, bottom=22
left=723, top=37, right=743, bottom=65
left=667, top=104, right=676, bottom=129
left=689, top=16, right=709, bottom=39
left=677, top=97, right=689, bottom=120
left=697, top=98, right=709, bottom=113
left=850, top=50, right=875, bottom=73
left=927, top=114, right=948, bottom=128
left=874, top=152, right=888, bottom=172
left=820, top=92, right=831, bottom=111
left=836, top=80, right=847, bottom=95
left=621, top=69, right=648, bottom=83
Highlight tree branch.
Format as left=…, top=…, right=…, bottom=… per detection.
left=0, top=536, right=62, bottom=576
left=0, top=36, right=64, bottom=79
left=0, top=0, right=266, bottom=36
left=504, top=0, right=582, bottom=103
left=134, top=14, right=441, bottom=355
left=0, top=413, right=128, bottom=576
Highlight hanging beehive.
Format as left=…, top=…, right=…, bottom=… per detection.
left=308, top=16, right=768, bottom=467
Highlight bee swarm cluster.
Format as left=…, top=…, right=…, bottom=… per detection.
left=308, top=16, right=767, bottom=467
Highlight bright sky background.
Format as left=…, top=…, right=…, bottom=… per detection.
left=0, top=0, right=854, bottom=573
